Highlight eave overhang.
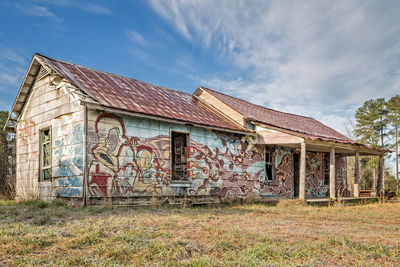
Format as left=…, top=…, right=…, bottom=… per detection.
left=253, top=121, right=387, bottom=156
left=3, top=54, right=51, bottom=132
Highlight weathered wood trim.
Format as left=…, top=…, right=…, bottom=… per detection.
left=377, top=155, right=384, bottom=196
left=83, top=104, right=89, bottom=205
left=194, top=86, right=246, bottom=127
left=306, top=140, right=385, bottom=156
left=354, top=150, right=360, bottom=197
left=299, top=141, right=306, bottom=200
left=256, top=127, right=304, bottom=145
left=329, top=146, right=336, bottom=199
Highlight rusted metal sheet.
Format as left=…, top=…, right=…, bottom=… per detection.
left=38, top=54, right=243, bottom=132
left=200, top=86, right=354, bottom=144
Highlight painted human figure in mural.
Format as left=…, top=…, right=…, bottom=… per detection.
left=89, top=113, right=170, bottom=198
left=123, top=136, right=169, bottom=195
left=89, top=114, right=128, bottom=197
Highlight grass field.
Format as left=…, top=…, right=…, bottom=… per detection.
left=0, top=200, right=399, bottom=266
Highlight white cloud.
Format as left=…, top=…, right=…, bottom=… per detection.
left=127, top=30, right=149, bottom=47
left=15, top=3, right=57, bottom=18
left=80, top=3, right=111, bottom=14
left=0, top=46, right=26, bottom=65
left=148, top=0, right=400, bottom=136
left=0, top=45, right=27, bottom=93
left=33, top=0, right=111, bottom=14
left=0, top=73, right=19, bottom=85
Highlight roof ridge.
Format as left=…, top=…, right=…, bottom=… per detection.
left=36, top=53, right=194, bottom=98
left=199, top=86, right=317, bottom=120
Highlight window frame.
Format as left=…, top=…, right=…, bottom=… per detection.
left=323, top=154, right=329, bottom=185
left=265, top=145, right=275, bottom=182
left=39, top=127, right=52, bottom=182
left=171, top=130, right=190, bottom=182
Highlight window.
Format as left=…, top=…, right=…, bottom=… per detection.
left=40, top=128, right=51, bottom=181
left=172, top=132, right=189, bottom=181
left=323, top=154, right=329, bottom=185
left=265, top=145, right=275, bottom=181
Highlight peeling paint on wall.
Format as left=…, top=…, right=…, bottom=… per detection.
left=54, top=124, right=84, bottom=197
left=17, top=120, right=36, bottom=148
left=305, top=152, right=328, bottom=198
left=335, top=156, right=347, bottom=196
left=259, top=147, right=294, bottom=198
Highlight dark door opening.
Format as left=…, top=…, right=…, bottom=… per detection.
left=293, top=153, right=300, bottom=198
left=172, top=132, right=188, bottom=181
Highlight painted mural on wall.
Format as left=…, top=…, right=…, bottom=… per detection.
left=88, top=114, right=170, bottom=197
left=305, top=152, right=328, bottom=198
left=87, top=113, right=296, bottom=199
left=304, top=153, right=349, bottom=198
left=54, top=124, right=84, bottom=197
left=257, top=147, right=294, bottom=198
left=16, top=120, right=39, bottom=198
left=335, top=156, right=347, bottom=196
left=186, top=133, right=264, bottom=198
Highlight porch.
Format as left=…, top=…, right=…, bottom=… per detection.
left=257, top=127, right=386, bottom=200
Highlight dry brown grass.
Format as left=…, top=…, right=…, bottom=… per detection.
left=0, top=200, right=399, bottom=266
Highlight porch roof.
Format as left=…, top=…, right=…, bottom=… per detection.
left=256, top=122, right=387, bottom=156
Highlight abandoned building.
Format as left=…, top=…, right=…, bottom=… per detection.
left=4, top=54, right=386, bottom=205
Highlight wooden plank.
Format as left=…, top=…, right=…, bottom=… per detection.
left=299, top=142, right=306, bottom=200
left=354, top=150, right=360, bottom=197
left=329, top=146, right=336, bottom=199
left=377, top=155, right=384, bottom=196
left=257, top=130, right=303, bottom=144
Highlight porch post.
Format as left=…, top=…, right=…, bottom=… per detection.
left=329, top=146, right=336, bottom=199
left=354, top=150, right=360, bottom=198
left=377, top=154, right=384, bottom=197
left=299, top=141, right=306, bottom=200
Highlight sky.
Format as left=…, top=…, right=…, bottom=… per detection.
left=0, top=0, right=399, bottom=137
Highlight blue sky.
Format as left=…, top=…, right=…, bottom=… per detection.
left=1, top=0, right=400, bottom=138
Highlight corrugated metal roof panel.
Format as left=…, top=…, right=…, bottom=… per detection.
left=200, top=86, right=355, bottom=144
left=38, top=54, right=244, bottom=132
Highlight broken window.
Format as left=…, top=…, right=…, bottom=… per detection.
left=40, top=129, right=51, bottom=181
left=172, top=132, right=188, bottom=181
left=265, top=145, right=275, bottom=181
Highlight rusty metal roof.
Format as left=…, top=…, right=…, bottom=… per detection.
left=37, top=54, right=244, bottom=132
left=200, top=86, right=355, bottom=144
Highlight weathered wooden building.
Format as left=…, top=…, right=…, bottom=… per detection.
left=4, top=54, right=385, bottom=205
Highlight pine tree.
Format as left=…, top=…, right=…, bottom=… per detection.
left=386, top=95, right=400, bottom=193
left=355, top=98, right=388, bottom=147
left=354, top=98, right=388, bottom=191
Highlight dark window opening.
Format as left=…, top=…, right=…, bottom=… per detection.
left=323, top=154, right=329, bottom=185
left=265, top=145, right=275, bottom=181
left=40, top=129, right=51, bottom=181
left=172, top=132, right=189, bottom=181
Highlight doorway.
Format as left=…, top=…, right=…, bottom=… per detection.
left=171, top=131, right=189, bottom=181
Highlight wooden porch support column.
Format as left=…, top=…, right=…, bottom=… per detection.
left=329, top=147, right=336, bottom=199
left=354, top=150, right=360, bottom=198
left=299, top=142, right=306, bottom=200
left=377, top=155, right=384, bottom=197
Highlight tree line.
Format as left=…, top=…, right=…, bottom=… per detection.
left=354, top=95, right=400, bottom=193
left=0, top=111, right=15, bottom=199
